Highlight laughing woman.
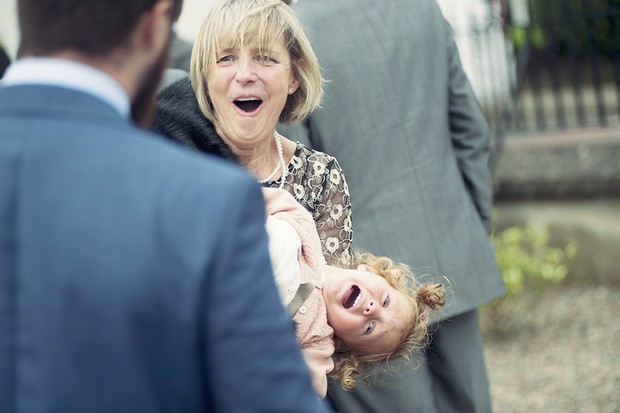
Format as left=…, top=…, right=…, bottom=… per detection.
left=153, top=0, right=353, bottom=266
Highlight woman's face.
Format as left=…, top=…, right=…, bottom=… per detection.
left=208, top=35, right=299, bottom=150
left=322, top=265, right=413, bottom=354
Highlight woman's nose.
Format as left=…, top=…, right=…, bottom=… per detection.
left=363, top=300, right=376, bottom=315
left=235, top=57, right=257, bottom=83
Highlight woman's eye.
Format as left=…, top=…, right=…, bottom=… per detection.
left=217, top=55, right=234, bottom=63
left=383, top=295, right=390, bottom=307
left=364, top=321, right=376, bottom=335
left=257, top=55, right=274, bottom=63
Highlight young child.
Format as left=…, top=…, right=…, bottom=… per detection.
left=263, top=188, right=445, bottom=397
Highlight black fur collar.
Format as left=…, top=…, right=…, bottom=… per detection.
left=151, top=76, right=238, bottom=162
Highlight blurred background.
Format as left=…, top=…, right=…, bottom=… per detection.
left=1, top=0, right=619, bottom=411
left=445, top=1, right=620, bottom=412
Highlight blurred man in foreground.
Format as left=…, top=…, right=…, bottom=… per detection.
left=0, top=0, right=328, bottom=412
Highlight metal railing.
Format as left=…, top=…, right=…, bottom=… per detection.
left=448, top=0, right=620, bottom=175
left=456, top=0, right=620, bottom=144
left=509, top=0, right=620, bottom=133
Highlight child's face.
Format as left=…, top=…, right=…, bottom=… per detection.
left=321, top=265, right=413, bottom=354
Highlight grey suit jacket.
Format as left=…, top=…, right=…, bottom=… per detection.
left=169, top=33, right=193, bottom=72
left=0, top=84, right=327, bottom=413
left=280, top=0, right=505, bottom=320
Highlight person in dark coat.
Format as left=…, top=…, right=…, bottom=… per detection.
left=168, top=32, right=193, bottom=71
left=152, top=0, right=353, bottom=270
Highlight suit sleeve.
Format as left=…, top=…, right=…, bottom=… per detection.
left=203, top=177, right=327, bottom=413
left=444, top=18, right=495, bottom=234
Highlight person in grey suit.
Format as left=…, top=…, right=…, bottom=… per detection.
left=169, top=32, right=193, bottom=71
left=0, top=0, right=329, bottom=412
left=279, top=0, right=506, bottom=411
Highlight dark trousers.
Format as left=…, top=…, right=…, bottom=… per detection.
left=327, top=310, right=493, bottom=413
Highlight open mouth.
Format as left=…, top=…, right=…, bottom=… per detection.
left=342, top=285, right=361, bottom=309
left=234, top=98, right=262, bottom=113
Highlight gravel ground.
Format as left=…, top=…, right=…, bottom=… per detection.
left=480, top=284, right=620, bottom=413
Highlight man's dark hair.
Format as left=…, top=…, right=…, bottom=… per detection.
left=18, top=0, right=183, bottom=57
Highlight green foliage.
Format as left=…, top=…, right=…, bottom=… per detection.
left=510, top=26, right=546, bottom=49
left=481, top=221, right=577, bottom=338
left=492, top=224, right=577, bottom=297
left=511, top=0, right=620, bottom=58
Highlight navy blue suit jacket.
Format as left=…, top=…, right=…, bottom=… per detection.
left=0, top=85, right=326, bottom=413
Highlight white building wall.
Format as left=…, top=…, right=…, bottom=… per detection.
left=0, top=0, right=19, bottom=59
left=435, top=0, right=516, bottom=111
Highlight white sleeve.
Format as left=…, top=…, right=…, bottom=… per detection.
left=265, top=215, right=302, bottom=306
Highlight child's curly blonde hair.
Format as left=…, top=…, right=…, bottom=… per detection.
left=329, top=252, right=445, bottom=391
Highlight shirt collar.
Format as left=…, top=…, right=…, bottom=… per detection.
left=3, top=57, right=131, bottom=118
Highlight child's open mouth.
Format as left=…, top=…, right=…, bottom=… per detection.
left=342, top=285, right=361, bottom=309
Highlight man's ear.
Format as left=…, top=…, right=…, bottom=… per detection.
left=138, top=0, right=174, bottom=53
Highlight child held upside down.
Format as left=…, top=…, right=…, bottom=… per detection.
left=263, top=188, right=445, bottom=397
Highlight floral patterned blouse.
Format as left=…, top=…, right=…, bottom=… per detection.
left=262, top=142, right=353, bottom=266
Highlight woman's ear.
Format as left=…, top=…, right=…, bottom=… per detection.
left=289, top=77, right=300, bottom=94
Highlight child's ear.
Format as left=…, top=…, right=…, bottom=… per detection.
left=356, top=264, right=376, bottom=274
left=420, top=308, right=429, bottom=322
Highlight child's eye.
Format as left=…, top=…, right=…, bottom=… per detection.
left=383, top=295, right=390, bottom=307
left=364, top=321, right=376, bottom=335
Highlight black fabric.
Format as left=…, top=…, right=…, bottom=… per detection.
left=0, top=47, right=10, bottom=79
left=151, top=76, right=238, bottom=162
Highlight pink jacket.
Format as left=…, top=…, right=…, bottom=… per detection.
left=263, top=188, right=335, bottom=398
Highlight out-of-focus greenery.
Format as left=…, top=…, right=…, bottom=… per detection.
left=510, top=26, right=545, bottom=49
left=510, top=0, right=620, bottom=58
left=482, top=221, right=577, bottom=338
left=493, top=224, right=577, bottom=297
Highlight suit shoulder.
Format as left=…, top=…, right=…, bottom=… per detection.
left=108, top=127, right=260, bottom=206
left=134, top=127, right=246, bottom=177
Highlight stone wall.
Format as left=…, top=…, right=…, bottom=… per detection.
left=493, top=126, right=620, bottom=284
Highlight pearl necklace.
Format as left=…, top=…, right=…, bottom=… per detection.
left=257, top=131, right=288, bottom=189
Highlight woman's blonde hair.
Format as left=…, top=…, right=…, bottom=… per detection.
left=190, top=0, right=323, bottom=124
left=330, top=252, right=446, bottom=391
